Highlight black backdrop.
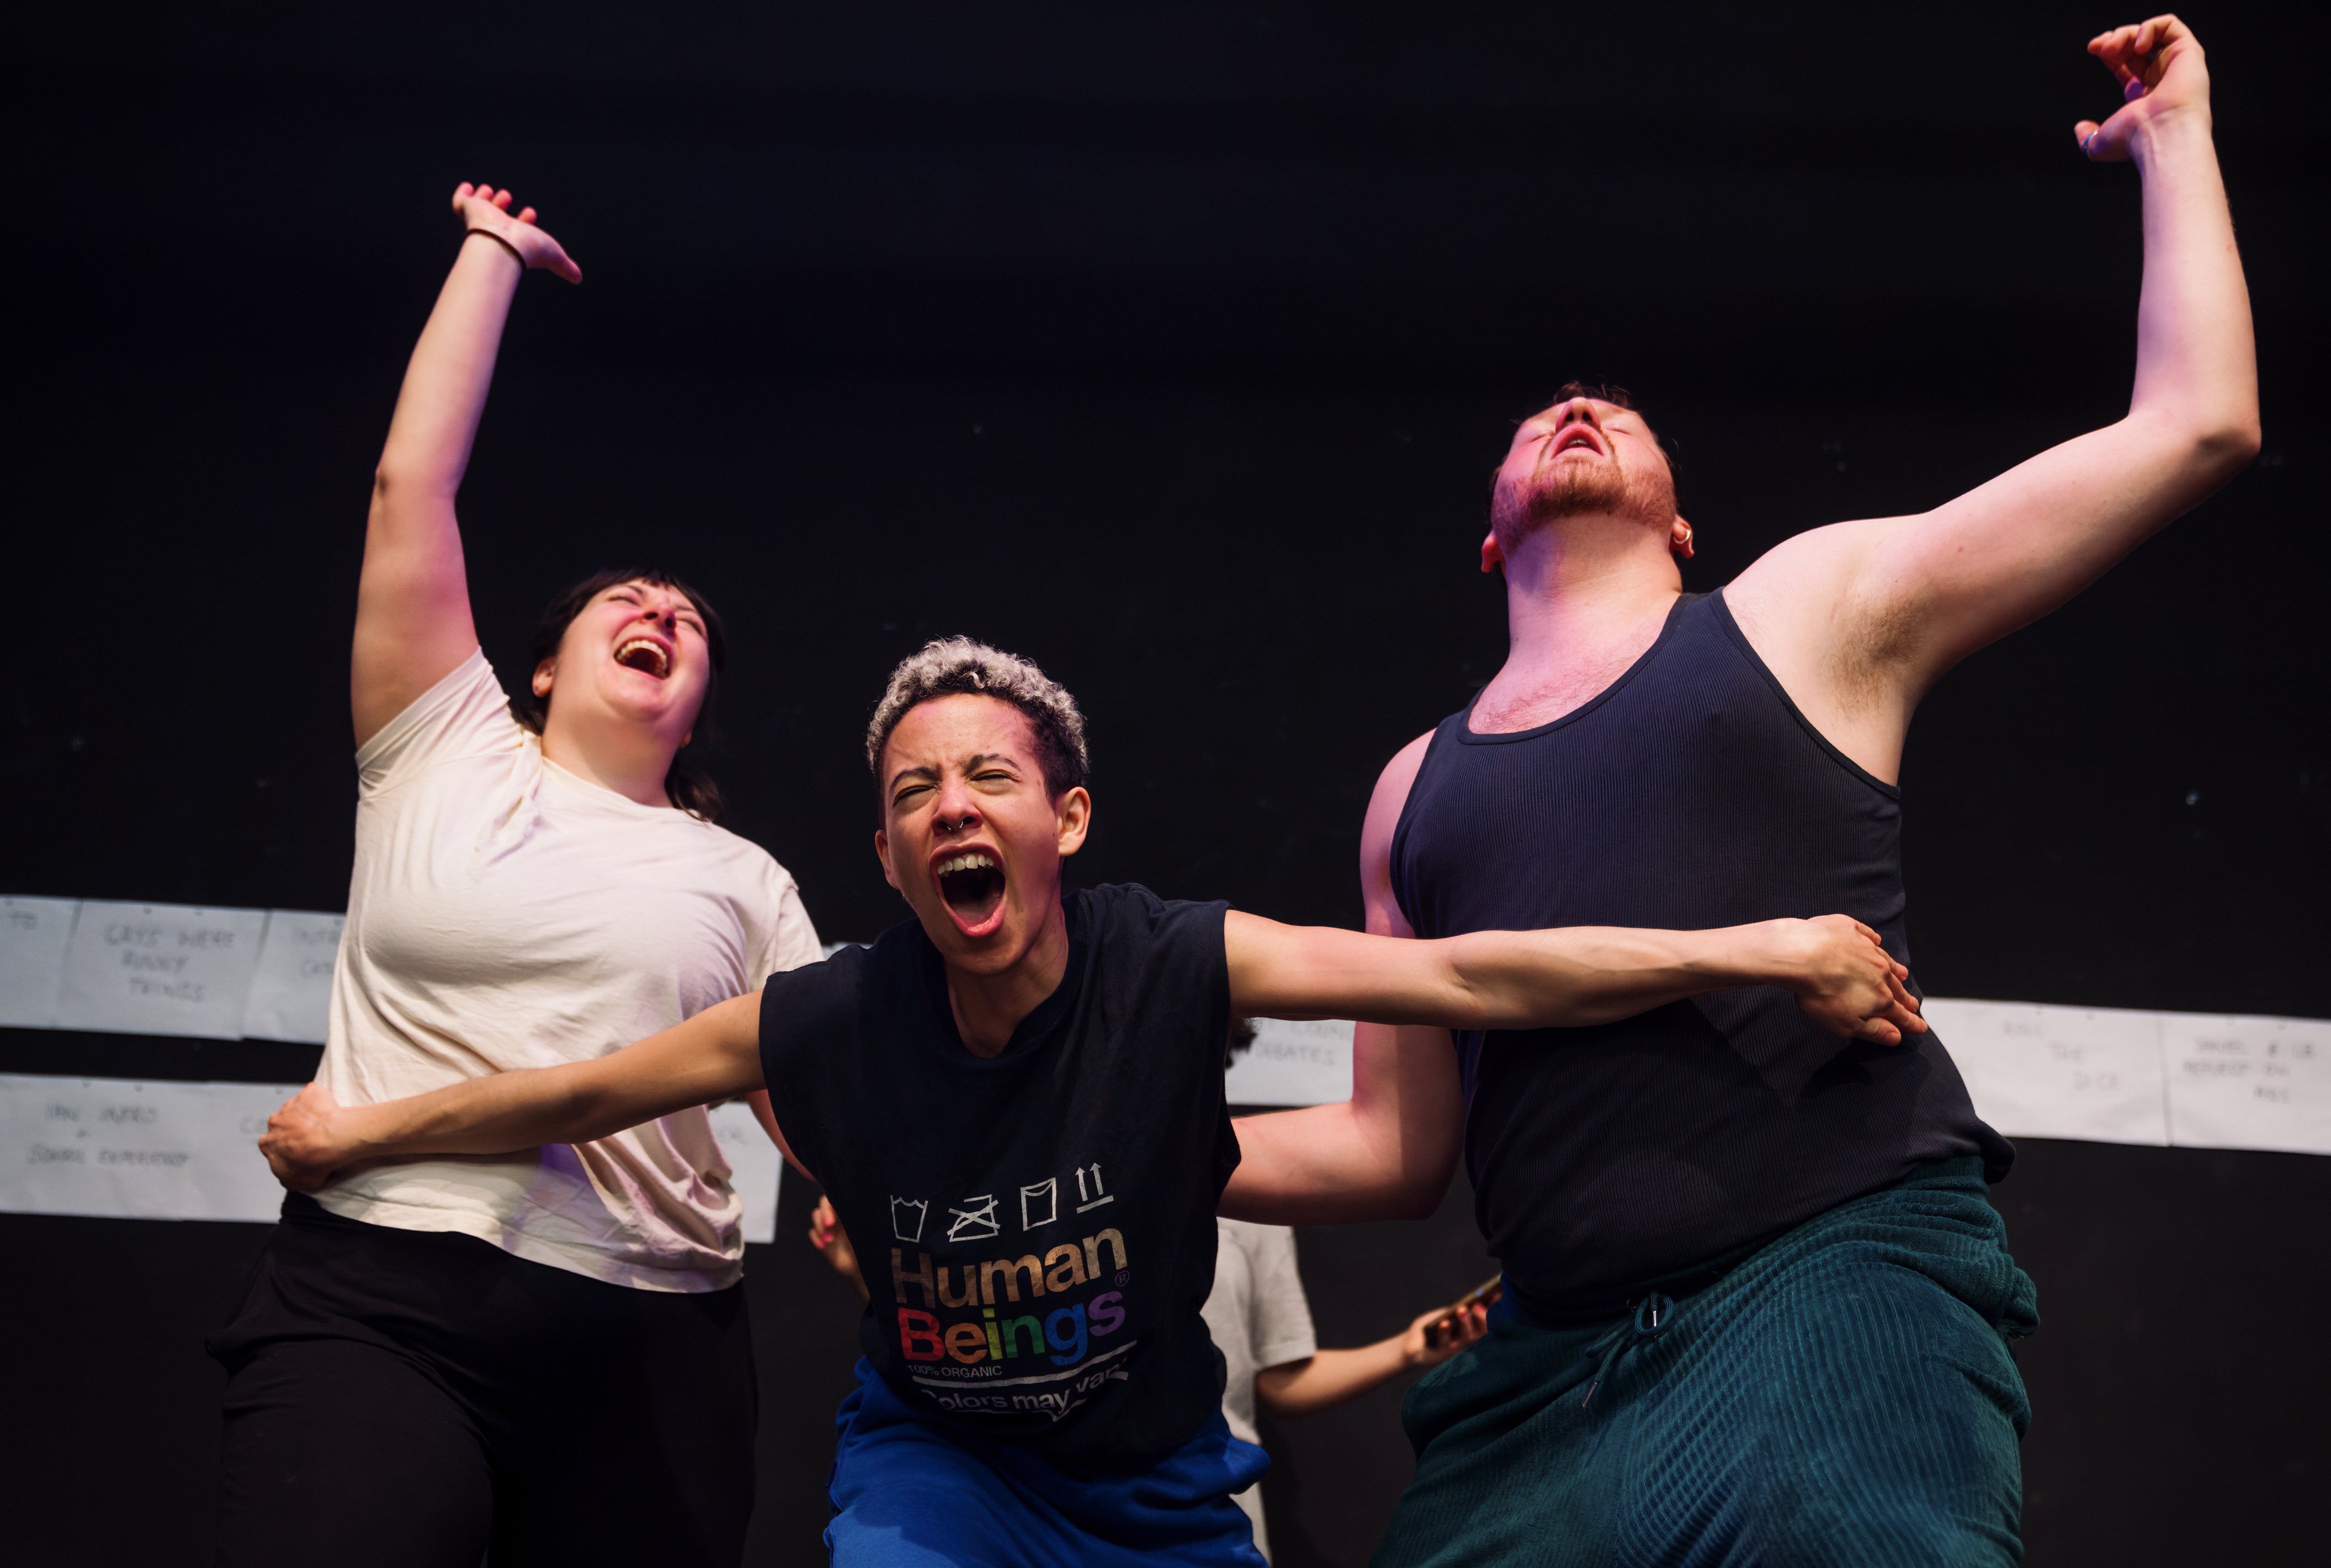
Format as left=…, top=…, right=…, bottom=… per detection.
left=4, top=4, right=2326, bottom=1564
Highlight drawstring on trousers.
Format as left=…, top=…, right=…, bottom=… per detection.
left=1579, top=1291, right=1674, bottom=1409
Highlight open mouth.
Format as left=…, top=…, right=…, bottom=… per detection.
left=614, top=638, right=671, bottom=679
left=934, top=851, right=1006, bottom=934
left=1550, top=428, right=1606, bottom=459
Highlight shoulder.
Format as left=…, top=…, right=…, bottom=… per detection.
left=692, top=821, right=801, bottom=897
left=1724, top=516, right=1908, bottom=655
left=757, top=944, right=865, bottom=1067
left=1358, top=729, right=1440, bottom=934
left=1078, top=883, right=1227, bottom=940
left=1363, top=730, right=1439, bottom=851
left=354, top=649, right=521, bottom=793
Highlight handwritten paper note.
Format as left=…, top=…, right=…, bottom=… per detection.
left=1924, top=998, right=2169, bottom=1146
left=53, top=902, right=268, bottom=1040
left=0, top=1074, right=298, bottom=1222
left=1226, top=1018, right=1356, bottom=1107
left=240, top=911, right=346, bottom=1045
left=708, top=1100, right=782, bottom=1245
left=0, top=897, right=81, bottom=1028
left=2161, top=1012, right=2331, bottom=1156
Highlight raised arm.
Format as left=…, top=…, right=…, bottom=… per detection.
left=259, top=990, right=761, bottom=1192
left=1727, top=16, right=2259, bottom=783
left=352, top=183, right=581, bottom=746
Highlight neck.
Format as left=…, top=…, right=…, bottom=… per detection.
left=944, top=895, right=1072, bottom=1058
left=539, top=717, right=678, bottom=809
left=1499, top=519, right=1683, bottom=675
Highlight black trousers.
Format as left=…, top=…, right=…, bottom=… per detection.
left=208, top=1196, right=757, bottom=1568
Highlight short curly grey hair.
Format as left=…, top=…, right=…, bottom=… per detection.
left=865, top=637, right=1090, bottom=800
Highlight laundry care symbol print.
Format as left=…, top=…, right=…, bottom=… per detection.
left=1074, top=1163, right=1114, bottom=1214
left=946, top=1193, right=1002, bottom=1243
left=889, top=1196, right=929, bottom=1244
left=1020, top=1178, right=1058, bottom=1231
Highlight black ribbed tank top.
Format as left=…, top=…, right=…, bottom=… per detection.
left=1391, top=590, right=2010, bottom=1320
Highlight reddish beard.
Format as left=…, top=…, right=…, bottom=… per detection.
left=1490, top=454, right=1676, bottom=552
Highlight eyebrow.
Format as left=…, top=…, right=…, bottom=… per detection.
left=885, top=752, right=1020, bottom=797
left=603, top=587, right=704, bottom=620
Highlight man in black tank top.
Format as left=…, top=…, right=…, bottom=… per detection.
left=1225, top=20, right=2258, bottom=1566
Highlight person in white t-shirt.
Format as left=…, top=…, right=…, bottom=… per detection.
left=1204, top=1216, right=1486, bottom=1564
left=206, top=183, right=822, bottom=1568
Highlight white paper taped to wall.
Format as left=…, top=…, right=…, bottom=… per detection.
left=54, top=901, right=269, bottom=1040
left=241, top=911, right=346, bottom=1045
left=2160, top=1012, right=2331, bottom=1156
left=1922, top=998, right=2170, bottom=1146
left=0, top=1075, right=796, bottom=1235
left=708, top=1099, right=783, bottom=1246
left=0, top=897, right=81, bottom=1029
left=1226, top=1018, right=1356, bottom=1107
left=0, top=1074, right=300, bottom=1222
left=7, top=900, right=2327, bottom=1160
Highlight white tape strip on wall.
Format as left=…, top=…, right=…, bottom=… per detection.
left=1224, top=1005, right=2329, bottom=1156
left=3, top=899, right=2323, bottom=1229
left=0, top=1077, right=782, bottom=1240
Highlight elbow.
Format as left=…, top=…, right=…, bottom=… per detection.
left=1384, top=1157, right=1456, bottom=1221
left=370, top=463, right=402, bottom=502
left=1386, top=1180, right=1443, bottom=1222
left=2187, top=411, right=2263, bottom=482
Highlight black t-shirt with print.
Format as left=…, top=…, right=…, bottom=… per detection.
left=761, top=883, right=1241, bottom=1464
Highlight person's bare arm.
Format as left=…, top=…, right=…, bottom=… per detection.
left=259, top=991, right=761, bottom=1190
left=1256, top=1300, right=1491, bottom=1421
left=352, top=183, right=582, bottom=747
left=1222, top=733, right=1463, bottom=1222
left=1225, top=908, right=1921, bottom=1040
left=1727, top=16, right=2259, bottom=783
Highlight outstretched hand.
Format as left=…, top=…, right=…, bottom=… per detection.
left=452, top=182, right=583, bottom=283
left=1404, top=1299, right=1490, bottom=1369
left=258, top=1081, right=352, bottom=1194
left=2078, top=15, right=2211, bottom=162
left=1774, top=915, right=1926, bottom=1046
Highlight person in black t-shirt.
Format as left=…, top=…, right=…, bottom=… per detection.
left=259, top=636, right=1924, bottom=1567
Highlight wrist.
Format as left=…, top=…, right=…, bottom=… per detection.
left=331, top=1103, right=391, bottom=1163
left=1754, top=918, right=1817, bottom=991
left=2128, top=103, right=2215, bottom=167
left=461, top=225, right=528, bottom=273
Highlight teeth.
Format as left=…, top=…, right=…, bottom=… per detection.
left=614, top=639, right=668, bottom=677
left=937, top=853, right=998, bottom=876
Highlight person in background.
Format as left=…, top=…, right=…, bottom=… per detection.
left=1211, top=1020, right=1491, bottom=1562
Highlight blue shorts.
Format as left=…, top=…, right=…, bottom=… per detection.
left=826, top=1360, right=1270, bottom=1568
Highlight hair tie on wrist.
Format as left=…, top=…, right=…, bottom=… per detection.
left=465, top=227, right=527, bottom=270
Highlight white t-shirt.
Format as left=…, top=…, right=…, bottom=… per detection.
left=315, top=651, right=822, bottom=1292
left=1203, top=1217, right=1319, bottom=1562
